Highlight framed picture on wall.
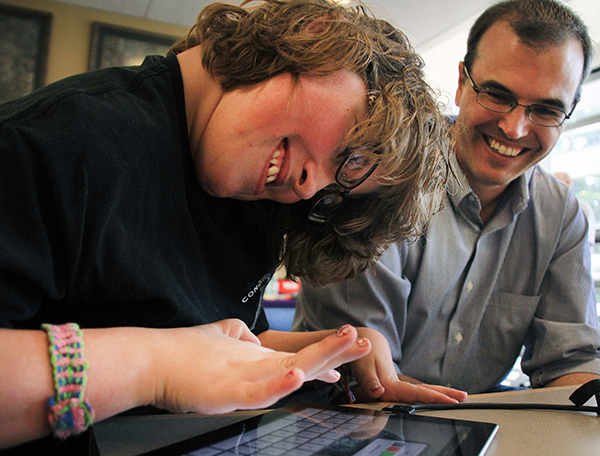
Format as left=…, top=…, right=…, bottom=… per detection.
left=89, top=23, right=178, bottom=71
left=0, top=4, right=51, bottom=104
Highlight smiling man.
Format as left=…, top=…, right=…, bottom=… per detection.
left=294, top=0, right=600, bottom=397
left=453, top=18, right=585, bottom=224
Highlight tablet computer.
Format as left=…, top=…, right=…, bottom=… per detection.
left=138, top=402, right=498, bottom=456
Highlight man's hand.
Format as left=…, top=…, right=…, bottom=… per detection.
left=544, top=373, right=600, bottom=388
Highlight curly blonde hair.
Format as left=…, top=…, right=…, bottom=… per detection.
left=170, top=0, right=451, bottom=285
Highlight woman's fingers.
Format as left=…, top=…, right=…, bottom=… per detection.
left=238, top=325, right=371, bottom=385
left=154, top=324, right=374, bottom=415
left=379, top=382, right=456, bottom=404
left=348, top=327, right=468, bottom=405
left=290, top=325, right=371, bottom=382
left=237, top=367, right=306, bottom=410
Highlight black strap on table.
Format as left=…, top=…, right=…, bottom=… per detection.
left=384, top=379, right=600, bottom=417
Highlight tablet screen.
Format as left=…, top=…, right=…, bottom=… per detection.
left=139, top=403, right=498, bottom=456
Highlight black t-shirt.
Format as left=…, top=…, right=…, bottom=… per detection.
left=0, top=54, right=277, bottom=333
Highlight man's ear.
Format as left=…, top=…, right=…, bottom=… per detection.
left=455, top=61, right=466, bottom=108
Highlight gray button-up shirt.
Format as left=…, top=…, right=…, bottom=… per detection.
left=294, top=163, right=600, bottom=393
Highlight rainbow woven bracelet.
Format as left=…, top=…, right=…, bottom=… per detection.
left=42, top=323, right=94, bottom=439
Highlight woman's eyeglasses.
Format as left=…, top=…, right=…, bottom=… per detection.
left=307, top=151, right=379, bottom=224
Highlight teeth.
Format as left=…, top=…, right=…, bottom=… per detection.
left=266, top=151, right=281, bottom=184
left=266, top=166, right=280, bottom=183
left=271, top=151, right=280, bottom=164
left=488, top=138, right=521, bottom=157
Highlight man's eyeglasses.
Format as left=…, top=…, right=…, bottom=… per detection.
left=463, top=66, right=575, bottom=127
left=307, top=150, right=379, bottom=224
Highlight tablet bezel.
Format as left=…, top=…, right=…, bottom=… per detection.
left=138, top=402, right=498, bottom=456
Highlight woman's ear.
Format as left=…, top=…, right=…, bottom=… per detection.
left=302, top=17, right=329, bottom=35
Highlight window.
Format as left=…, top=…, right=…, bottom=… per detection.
left=540, top=70, right=600, bottom=318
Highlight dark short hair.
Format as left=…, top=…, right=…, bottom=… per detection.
left=464, top=0, right=592, bottom=104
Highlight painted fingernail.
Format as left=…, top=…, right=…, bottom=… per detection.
left=336, top=325, right=351, bottom=336
left=356, top=337, right=369, bottom=347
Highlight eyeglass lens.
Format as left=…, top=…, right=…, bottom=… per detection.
left=476, top=91, right=567, bottom=127
left=464, top=66, right=569, bottom=127
left=307, top=150, right=379, bottom=224
left=337, top=152, right=378, bottom=187
left=307, top=185, right=346, bottom=224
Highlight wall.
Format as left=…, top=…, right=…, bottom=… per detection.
left=0, top=0, right=188, bottom=86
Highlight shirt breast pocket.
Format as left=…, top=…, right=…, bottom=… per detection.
left=479, top=291, right=540, bottom=357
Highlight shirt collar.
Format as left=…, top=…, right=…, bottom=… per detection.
left=447, top=155, right=534, bottom=218
left=447, top=152, right=471, bottom=207
left=511, top=167, right=533, bottom=215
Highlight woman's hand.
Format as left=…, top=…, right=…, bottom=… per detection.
left=349, top=328, right=468, bottom=404
left=149, top=320, right=371, bottom=414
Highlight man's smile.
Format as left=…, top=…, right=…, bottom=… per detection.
left=485, top=135, right=525, bottom=157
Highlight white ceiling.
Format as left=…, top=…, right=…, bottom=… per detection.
left=51, top=0, right=599, bottom=101
left=50, top=0, right=495, bottom=51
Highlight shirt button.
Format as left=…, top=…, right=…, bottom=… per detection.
left=466, top=282, right=474, bottom=291
left=455, top=332, right=463, bottom=343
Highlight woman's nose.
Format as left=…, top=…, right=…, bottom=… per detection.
left=294, top=162, right=335, bottom=200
